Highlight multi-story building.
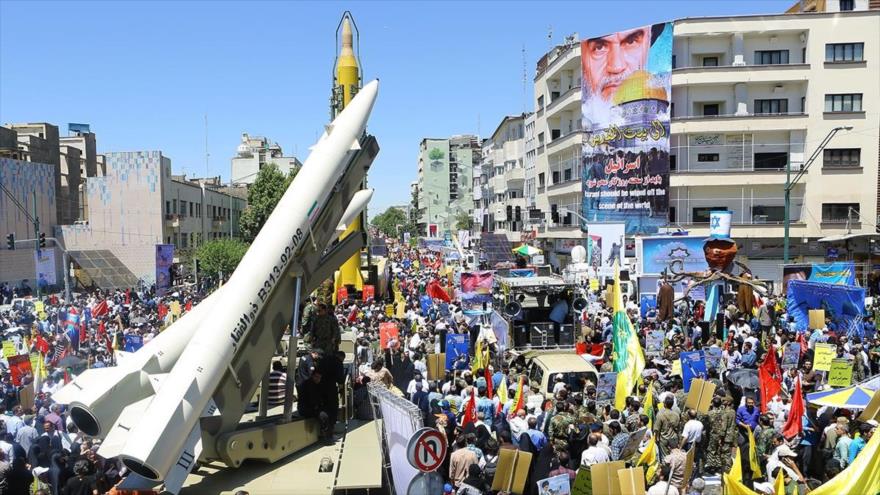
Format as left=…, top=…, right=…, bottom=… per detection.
left=5, top=123, right=81, bottom=225
left=416, top=135, right=479, bottom=237
left=231, top=132, right=301, bottom=185
left=60, top=151, right=247, bottom=285
left=478, top=115, right=528, bottom=242
left=530, top=7, right=880, bottom=277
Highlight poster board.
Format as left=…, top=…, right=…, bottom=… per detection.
left=536, top=474, right=571, bottom=495
left=572, top=468, right=592, bottom=495
left=809, top=309, right=826, bottom=330
left=684, top=378, right=716, bottom=414
left=597, top=372, right=617, bottom=405
left=2, top=341, right=15, bottom=358
left=491, top=448, right=532, bottom=494
left=379, top=322, right=400, bottom=350
left=705, top=348, right=722, bottom=370
left=645, top=331, right=664, bottom=356
left=19, top=384, right=34, bottom=410
left=426, top=353, right=445, bottom=381
left=591, top=460, right=626, bottom=495
left=781, top=342, right=801, bottom=369
left=681, top=446, right=696, bottom=492
left=385, top=304, right=394, bottom=317
left=670, top=359, right=682, bottom=377
left=828, top=359, right=853, bottom=387
left=680, top=351, right=707, bottom=392
left=617, top=427, right=647, bottom=462
left=617, top=466, right=646, bottom=495
left=814, top=343, right=836, bottom=372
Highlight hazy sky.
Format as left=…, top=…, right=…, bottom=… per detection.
left=1, top=0, right=791, bottom=215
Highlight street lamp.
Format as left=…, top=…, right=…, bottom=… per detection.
left=783, top=126, right=852, bottom=263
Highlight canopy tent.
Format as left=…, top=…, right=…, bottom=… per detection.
left=512, top=244, right=541, bottom=257
left=807, top=385, right=877, bottom=409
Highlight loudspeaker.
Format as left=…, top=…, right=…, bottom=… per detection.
left=513, top=324, right=528, bottom=347
left=558, top=324, right=575, bottom=346
left=504, top=301, right=522, bottom=317
left=572, top=298, right=588, bottom=312
left=530, top=323, right=555, bottom=347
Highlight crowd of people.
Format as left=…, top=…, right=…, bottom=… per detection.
left=0, top=280, right=205, bottom=494
left=1, top=238, right=879, bottom=495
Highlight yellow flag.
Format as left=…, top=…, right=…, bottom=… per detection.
left=612, top=261, right=645, bottom=410
left=747, top=427, right=762, bottom=478
left=729, top=445, right=743, bottom=483
left=810, top=421, right=880, bottom=495
left=774, top=469, right=786, bottom=495
left=637, top=434, right=658, bottom=482
left=723, top=473, right=762, bottom=495
left=471, top=339, right=483, bottom=374
left=497, top=375, right=508, bottom=406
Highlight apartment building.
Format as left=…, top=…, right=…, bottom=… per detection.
left=231, top=133, right=301, bottom=186
left=529, top=8, right=880, bottom=275
left=475, top=115, right=528, bottom=242
left=416, top=135, right=479, bottom=237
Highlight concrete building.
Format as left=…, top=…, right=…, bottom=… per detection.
left=476, top=115, right=528, bottom=242
left=0, top=157, right=61, bottom=287
left=528, top=9, right=880, bottom=276
left=231, top=133, right=301, bottom=185
left=416, top=135, right=479, bottom=237
left=60, top=151, right=247, bottom=285
left=6, top=123, right=82, bottom=225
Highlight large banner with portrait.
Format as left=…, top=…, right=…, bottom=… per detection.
left=581, top=22, right=673, bottom=235
left=155, top=244, right=174, bottom=297
left=585, top=223, right=625, bottom=277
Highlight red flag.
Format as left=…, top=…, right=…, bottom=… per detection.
left=426, top=280, right=451, bottom=302
left=462, top=387, right=477, bottom=427
left=511, top=376, right=526, bottom=417
left=796, top=333, right=808, bottom=356
left=782, top=377, right=804, bottom=438
left=484, top=366, right=494, bottom=400
left=348, top=306, right=358, bottom=324
left=125, top=289, right=131, bottom=305
left=91, top=300, right=109, bottom=318
left=158, top=303, right=168, bottom=319
left=758, top=345, right=783, bottom=413
left=79, top=322, right=87, bottom=349
left=185, top=300, right=192, bottom=312
left=34, top=335, right=50, bottom=355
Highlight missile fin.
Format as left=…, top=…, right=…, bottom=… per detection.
left=162, top=399, right=218, bottom=495
left=349, top=139, right=361, bottom=151
left=147, top=373, right=171, bottom=394
left=53, top=367, right=121, bottom=404
left=98, top=397, right=154, bottom=459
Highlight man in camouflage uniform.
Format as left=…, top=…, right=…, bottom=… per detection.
left=547, top=401, right=574, bottom=453
left=654, top=396, right=681, bottom=457
left=755, top=413, right=777, bottom=466
left=704, top=397, right=730, bottom=474
left=312, top=303, right=341, bottom=355
left=719, top=396, right=738, bottom=473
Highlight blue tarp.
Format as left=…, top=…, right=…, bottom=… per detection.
left=787, top=280, right=865, bottom=337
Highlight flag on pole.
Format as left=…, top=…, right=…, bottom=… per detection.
left=510, top=375, right=525, bottom=417
left=747, top=426, right=762, bottom=478
left=758, top=345, right=783, bottom=413
left=774, top=469, right=787, bottom=495
left=782, top=377, right=804, bottom=439
left=612, top=261, right=645, bottom=410
left=808, top=418, right=880, bottom=495
left=496, top=375, right=508, bottom=415
left=484, top=366, right=494, bottom=400
left=461, top=387, right=477, bottom=427
left=637, top=434, right=658, bottom=483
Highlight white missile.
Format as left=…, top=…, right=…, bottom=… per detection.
left=53, top=287, right=224, bottom=438
left=333, top=188, right=374, bottom=239
left=116, top=80, right=380, bottom=482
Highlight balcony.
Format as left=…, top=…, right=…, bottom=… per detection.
left=671, top=112, right=807, bottom=133
left=164, top=214, right=180, bottom=228
left=546, top=128, right=583, bottom=153
left=503, top=167, right=525, bottom=183
left=672, top=63, right=810, bottom=86
left=545, top=84, right=581, bottom=119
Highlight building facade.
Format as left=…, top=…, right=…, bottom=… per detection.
left=526, top=8, right=880, bottom=276
left=231, top=133, right=301, bottom=185
left=477, top=115, right=528, bottom=242
left=416, top=135, right=479, bottom=236
left=60, top=151, right=247, bottom=283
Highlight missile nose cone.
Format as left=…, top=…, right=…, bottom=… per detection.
left=341, top=17, right=354, bottom=56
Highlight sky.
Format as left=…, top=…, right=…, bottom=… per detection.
left=1, top=0, right=793, bottom=216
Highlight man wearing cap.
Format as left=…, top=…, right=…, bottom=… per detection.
left=552, top=373, right=566, bottom=395
left=767, top=435, right=802, bottom=483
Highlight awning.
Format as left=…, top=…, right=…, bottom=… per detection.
left=68, top=249, right=140, bottom=289
left=818, top=232, right=880, bottom=243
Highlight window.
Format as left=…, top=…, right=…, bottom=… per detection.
left=670, top=155, right=677, bottom=171
left=825, top=43, right=864, bottom=62
left=697, top=153, right=720, bottom=162
left=752, top=206, right=785, bottom=223
left=672, top=55, right=677, bottom=69
left=552, top=171, right=560, bottom=184
left=551, top=129, right=561, bottom=140
left=822, top=203, right=859, bottom=223
left=189, top=202, right=194, bottom=217
left=172, top=199, right=177, bottom=215
left=693, top=207, right=726, bottom=223
left=165, top=200, right=171, bottom=215
left=702, top=56, right=719, bottom=67
left=754, top=99, right=788, bottom=115
left=840, top=0, right=854, bottom=10
left=538, top=173, right=545, bottom=187
left=537, top=95, right=544, bottom=109
left=754, top=152, right=788, bottom=170
left=702, top=104, right=720, bottom=116
left=755, top=50, right=789, bottom=65
left=669, top=206, right=676, bottom=223
left=564, top=168, right=573, bottom=181
left=825, top=93, right=863, bottom=112
left=538, top=132, right=545, bottom=145
left=824, top=148, right=861, bottom=167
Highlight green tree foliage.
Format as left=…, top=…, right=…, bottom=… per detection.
left=194, top=238, right=249, bottom=277
left=371, top=207, right=415, bottom=238
left=455, top=210, right=473, bottom=231
left=239, top=163, right=297, bottom=242
left=428, top=148, right=444, bottom=161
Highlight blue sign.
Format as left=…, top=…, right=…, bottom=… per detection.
left=810, top=262, right=856, bottom=286
left=640, top=294, right=657, bottom=318
left=787, top=280, right=865, bottom=337
left=640, top=236, right=708, bottom=275
left=419, top=295, right=432, bottom=315
left=445, top=333, right=470, bottom=371
left=680, top=350, right=707, bottom=393
left=124, top=334, right=144, bottom=352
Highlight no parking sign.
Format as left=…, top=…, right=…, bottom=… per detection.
left=406, top=427, right=446, bottom=473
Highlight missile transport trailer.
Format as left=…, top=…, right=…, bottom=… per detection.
left=55, top=79, right=384, bottom=494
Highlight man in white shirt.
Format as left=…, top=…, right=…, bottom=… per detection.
left=581, top=433, right=610, bottom=466
left=509, top=408, right=529, bottom=442
left=647, top=465, right=680, bottom=495
left=680, top=409, right=703, bottom=451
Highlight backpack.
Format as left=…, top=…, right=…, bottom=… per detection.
left=483, top=453, right=498, bottom=481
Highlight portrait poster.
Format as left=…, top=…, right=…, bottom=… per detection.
left=597, top=372, right=617, bottom=404
left=585, top=224, right=625, bottom=276
left=155, top=244, right=174, bottom=297
left=34, top=249, right=57, bottom=286
left=379, top=322, right=399, bottom=350
left=460, top=271, right=494, bottom=303
left=781, top=342, right=801, bottom=369
left=444, top=333, right=470, bottom=370
left=581, top=22, right=673, bottom=235
left=645, top=330, right=664, bottom=356
left=537, top=474, right=572, bottom=495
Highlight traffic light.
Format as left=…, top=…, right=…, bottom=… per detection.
left=5, top=233, right=13, bottom=250
left=39, top=232, right=46, bottom=248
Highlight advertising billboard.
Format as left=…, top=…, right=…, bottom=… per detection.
left=581, top=22, right=673, bottom=235
left=585, top=223, right=625, bottom=277
left=639, top=236, right=708, bottom=275
left=34, top=249, right=57, bottom=287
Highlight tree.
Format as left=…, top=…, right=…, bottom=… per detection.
left=371, top=207, right=413, bottom=238
left=194, top=238, right=249, bottom=277
left=239, top=163, right=297, bottom=242
left=455, top=210, right=473, bottom=231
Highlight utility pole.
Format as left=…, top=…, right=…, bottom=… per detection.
left=783, top=126, right=852, bottom=263
left=32, top=190, right=40, bottom=298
